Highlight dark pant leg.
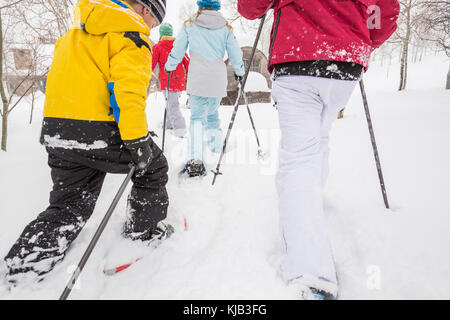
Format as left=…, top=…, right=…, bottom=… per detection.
left=4, top=152, right=106, bottom=278
left=41, top=136, right=169, bottom=242
left=123, top=140, right=169, bottom=241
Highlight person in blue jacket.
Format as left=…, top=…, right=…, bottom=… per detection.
left=165, top=0, right=244, bottom=177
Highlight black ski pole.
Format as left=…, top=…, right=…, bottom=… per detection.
left=162, top=76, right=171, bottom=153
left=359, top=79, right=390, bottom=209
left=241, top=83, right=265, bottom=158
left=59, top=166, right=136, bottom=300
left=211, top=13, right=267, bottom=185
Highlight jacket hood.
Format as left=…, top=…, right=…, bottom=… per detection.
left=75, top=0, right=150, bottom=36
left=158, top=36, right=175, bottom=49
left=159, top=36, right=175, bottom=42
left=194, top=10, right=227, bottom=30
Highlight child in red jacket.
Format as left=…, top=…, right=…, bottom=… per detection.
left=238, top=0, right=399, bottom=299
left=152, top=23, right=190, bottom=137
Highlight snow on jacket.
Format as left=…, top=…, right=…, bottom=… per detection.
left=152, top=36, right=190, bottom=92
left=165, top=10, right=245, bottom=98
left=42, top=0, right=152, bottom=148
left=237, top=0, right=400, bottom=72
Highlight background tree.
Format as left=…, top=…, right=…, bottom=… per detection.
left=417, top=0, right=450, bottom=89
left=1, top=0, right=73, bottom=151
left=392, top=0, right=426, bottom=91
left=221, top=0, right=273, bottom=59
left=1, top=0, right=27, bottom=152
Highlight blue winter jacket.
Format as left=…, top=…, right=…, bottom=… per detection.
left=165, top=10, right=244, bottom=98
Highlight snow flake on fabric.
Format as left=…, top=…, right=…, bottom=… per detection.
left=43, top=135, right=108, bottom=150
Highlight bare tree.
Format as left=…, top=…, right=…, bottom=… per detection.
left=222, top=0, right=273, bottom=55
left=1, top=0, right=27, bottom=151
left=14, top=0, right=74, bottom=40
left=1, top=0, right=73, bottom=151
left=391, top=0, right=426, bottom=91
left=417, top=0, right=450, bottom=89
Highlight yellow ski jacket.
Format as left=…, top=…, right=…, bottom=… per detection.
left=42, top=0, right=152, bottom=144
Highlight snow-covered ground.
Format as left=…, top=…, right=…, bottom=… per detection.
left=0, top=54, right=449, bottom=300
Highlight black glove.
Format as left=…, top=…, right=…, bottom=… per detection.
left=234, top=74, right=243, bottom=82
left=125, top=138, right=153, bottom=178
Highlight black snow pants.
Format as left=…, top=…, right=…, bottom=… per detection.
left=4, top=135, right=168, bottom=279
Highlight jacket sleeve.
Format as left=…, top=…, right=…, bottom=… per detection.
left=108, top=32, right=151, bottom=142
left=182, top=54, right=190, bottom=75
left=237, top=0, right=274, bottom=20
left=370, top=0, right=400, bottom=48
left=165, top=27, right=189, bottom=72
left=151, top=43, right=159, bottom=71
left=226, top=30, right=245, bottom=77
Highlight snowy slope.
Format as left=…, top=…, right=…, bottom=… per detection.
left=0, top=55, right=449, bottom=300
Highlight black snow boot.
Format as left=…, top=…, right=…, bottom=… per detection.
left=180, top=159, right=207, bottom=178
left=148, top=221, right=175, bottom=246
left=123, top=221, right=174, bottom=244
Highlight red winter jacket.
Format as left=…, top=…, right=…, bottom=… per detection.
left=237, top=0, right=400, bottom=72
left=152, top=36, right=190, bottom=91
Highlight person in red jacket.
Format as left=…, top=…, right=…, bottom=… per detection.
left=152, top=23, right=190, bottom=137
left=238, top=0, right=399, bottom=299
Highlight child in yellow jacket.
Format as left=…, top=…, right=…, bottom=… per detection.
left=4, top=0, right=172, bottom=285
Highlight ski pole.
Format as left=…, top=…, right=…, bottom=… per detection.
left=241, top=82, right=266, bottom=158
left=162, top=76, right=171, bottom=153
left=211, top=13, right=267, bottom=185
left=359, top=79, right=390, bottom=209
left=59, top=166, right=136, bottom=300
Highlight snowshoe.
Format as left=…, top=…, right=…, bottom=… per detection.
left=104, top=222, right=175, bottom=276
left=179, top=159, right=207, bottom=178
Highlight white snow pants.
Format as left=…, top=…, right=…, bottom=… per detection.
left=272, top=75, right=357, bottom=288
left=163, top=91, right=187, bottom=137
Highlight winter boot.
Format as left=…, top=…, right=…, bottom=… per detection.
left=179, top=159, right=207, bottom=178
left=4, top=218, right=87, bottom=287
left=4, top=249, right=66, bottom=287
left=123, top=221, right=174, bottom=244
left=301, top=286, right=336, bottom=300
left=148, top=221, right=175, bottom=246
left=289, top=276, right=338, bottom=300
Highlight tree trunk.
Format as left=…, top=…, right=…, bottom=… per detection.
left=1, top=111, right=7, bottom=151
left=399, top=43, right=408, bottom=91
left=446, top=65, right=450, bottom=90
left=398, top=3, right=412, bottom=91
left=404, top=44, right=409, bottom=89
left=0, top=10, right=8, bottom=151
left=29, top=88, right=35, bottom=124
left=387, top=52, right=392, bottom=79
